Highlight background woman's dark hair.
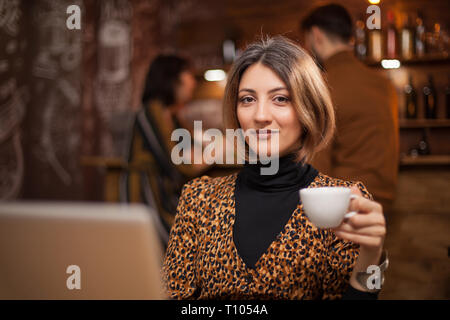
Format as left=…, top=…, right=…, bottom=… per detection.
left=141, top=55, right=191, bottom=106
left=301, top=3, right=353, bottom=43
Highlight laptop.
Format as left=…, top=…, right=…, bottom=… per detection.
left=0, top=202, right=167, bottom=299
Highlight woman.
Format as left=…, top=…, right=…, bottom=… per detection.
left=163, top=36, right=387, bottom=299
left=123, top=55, right=211, bottom=243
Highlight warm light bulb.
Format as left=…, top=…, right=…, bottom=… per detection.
left=381, top=59, right=401, bottom=69
left=204, top=69, right=227, bottom=82
left=368, top=0, right=380, bottom=4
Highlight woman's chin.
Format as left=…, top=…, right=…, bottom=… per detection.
left=247, top=145, right=282, bottom=161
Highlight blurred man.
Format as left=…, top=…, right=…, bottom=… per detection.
left=301, top=4, right=399, bottom=214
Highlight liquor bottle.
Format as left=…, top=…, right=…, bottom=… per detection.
left=385, top=10, right=398, bottom=59
left=417, top=129, right=431, bottom=156
left=433, top=23, right=443, bottom=54
left=415, top=14, right=426, bottom=57
left=445, top=75, right=450, bottom=119
left=367, top=17, right=383, bottom=62
left=222, top=39, right=236, bottom=64
left=404, top=75, right=418, bottom=119
left=354, top=18, right=367, bottom=60
left=423, top=75, right=437, bottom=119
left=400, top=13, right=414, bottom=60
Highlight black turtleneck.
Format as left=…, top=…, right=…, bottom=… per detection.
left=233, top=153, right=379, bottom=300
left=234, top=153, right=318, bottom=269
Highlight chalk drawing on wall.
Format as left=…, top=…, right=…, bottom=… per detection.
left=159, top=0, right=211, bottom=51
left=0, top=0, right=26, bottom=200
left=94, top=0, right=133, bottom=157
left=0, top=133, right=24, bottom=200
left=37, top=90, right=77, bottom=186
left=0, top=83, right=27, bottom=200
left=0, top=79, right=26, bottom=141
left=30, top=0, right=83, bottom=187
left=0, top=0, right=21, bottom=36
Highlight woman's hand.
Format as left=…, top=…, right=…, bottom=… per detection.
left=331, top=185, right=386, bottom=291
left=332, top=186, right=386, bottom=253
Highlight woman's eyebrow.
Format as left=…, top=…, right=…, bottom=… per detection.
left=238, top=87, right=288, bottom=94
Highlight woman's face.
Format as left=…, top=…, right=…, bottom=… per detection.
left=237, top=62, right=302, bottom=158
left=175, top=70, right=197, bottom=106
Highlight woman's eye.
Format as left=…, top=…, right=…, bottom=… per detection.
left=274, top=96, right=290, bottom=104
left=239, top=96, right=254, bottom=104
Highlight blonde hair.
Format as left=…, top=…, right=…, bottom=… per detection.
left=223, top=35, right=335, bottom=163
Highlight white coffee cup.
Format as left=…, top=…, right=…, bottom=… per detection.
left=299, top=187, right=358, bottom=228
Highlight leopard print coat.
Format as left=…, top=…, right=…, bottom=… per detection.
left=163, top=172, right=373, bottom=299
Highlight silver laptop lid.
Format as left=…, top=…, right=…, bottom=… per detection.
left=0, top=202, right=167, bottom=300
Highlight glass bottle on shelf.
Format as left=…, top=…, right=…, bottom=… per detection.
left=423, top=74, right=437, bottom=119
left=417, top=129, right=431, bottom=156
left=445, top=75, right=450, bottom=119
left=367, top=23, right=383, bottom=61
left=426, top=23, right=445, bottom=57
left=442, top=28, right=450, bottom=57
left=433, top=23, right=443, bottom=55
left=385, top=10, right=398, bottom=59
left=354, top=17, right=367, bottom=61
left=222, top=39, right=236, bottom=65
left=400, top=13, right=414, bottom=60
left=415, top=13, right=426, bottom=58
left=404, top=75, right=418, bottom=119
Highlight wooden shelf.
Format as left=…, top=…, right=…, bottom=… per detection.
left=365, top=55, right=450, bottom=67
left=399, top=119, right=450, bottom=128
left=400, top=155, right=450, bottom=166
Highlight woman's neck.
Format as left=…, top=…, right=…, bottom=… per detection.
left=239, top=153, right=315, bottom=192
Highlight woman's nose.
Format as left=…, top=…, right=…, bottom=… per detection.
left=254, top=101, right=272, bottom=123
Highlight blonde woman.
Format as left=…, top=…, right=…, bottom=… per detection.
left=163, top=36, right=387, bottom=300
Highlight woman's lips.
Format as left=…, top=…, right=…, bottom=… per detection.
left=254, top=129, right=279, bottom=140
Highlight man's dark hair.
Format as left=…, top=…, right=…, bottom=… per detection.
left=301, top=4, right=353, bottom=43
left=141, top=55, right=191, bottom=106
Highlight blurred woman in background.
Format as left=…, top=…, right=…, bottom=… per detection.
left=122, top=55, right=211, bottom=245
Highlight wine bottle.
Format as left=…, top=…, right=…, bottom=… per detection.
left=423, top=75, right=437, bottom=119
left=433, top=23, right=444, bottom=54
left=368, top=23, right=383, bottom=61
left=415, top=13, right=426, bottom=57
left=445, top=75, right=450, bottom=119
left=418, top=129, right=431, bottom=156
left=404, top=75, right=418, bottom=119
left=355, top=18, right=367, bottom=60
left=400, top=13, right=414, bottom=60
left=385, top=10, right=398, bottom=59
left=223, top=39, right=236, bottom=64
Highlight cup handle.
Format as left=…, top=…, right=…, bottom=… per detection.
left=344, top=194, right=358, bottom=219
